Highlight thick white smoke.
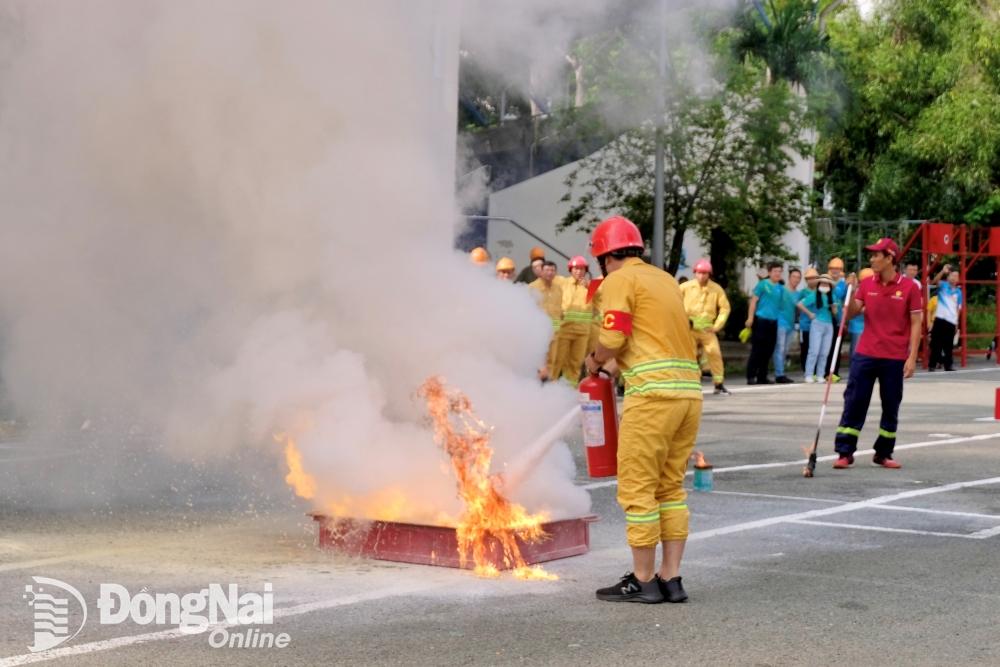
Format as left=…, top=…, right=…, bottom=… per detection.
left=0, top=0, right=589, bottom=521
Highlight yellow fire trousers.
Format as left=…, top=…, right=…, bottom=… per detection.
left=554, top=325, right=589, bottom=387
left=690, top=329, right=724, bottom=384
left=617, top=397, right=702, bottom=547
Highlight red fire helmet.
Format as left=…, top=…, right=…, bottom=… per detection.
left=589, top=216, right=644, bottom=258
left=694, top=258, right=713, bottom=274
left=568, top=255, right=588, bottom=270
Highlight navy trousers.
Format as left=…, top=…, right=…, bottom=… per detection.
left=834, top=353, right=904, bottom=458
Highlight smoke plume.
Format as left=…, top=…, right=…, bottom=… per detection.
left=0, top=0, right=589, bottom=521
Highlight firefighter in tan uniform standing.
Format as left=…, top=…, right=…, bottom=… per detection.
left=529, top=260, right=563, bottom=382
left=584, top=216, right=703, bottom=604
left=552, top=256, right=593, bottom=386
left=680, top=258, right=731, bottom=395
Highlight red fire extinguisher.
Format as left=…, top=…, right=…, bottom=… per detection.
left=578, top=369, right=619, bottom=477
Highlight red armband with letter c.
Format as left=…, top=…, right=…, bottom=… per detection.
left=602, top=310, right=633, bottom=335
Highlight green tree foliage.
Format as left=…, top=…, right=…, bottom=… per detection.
left=818, top=0, right=1000, bottom=223
left=558, top=6, right=818, bottom=279
left=560, top=66, right=811, bottom=276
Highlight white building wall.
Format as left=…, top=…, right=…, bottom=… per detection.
left=487, top=160, right=707, bottom=279
left=487, top=136, right=813, bottom=288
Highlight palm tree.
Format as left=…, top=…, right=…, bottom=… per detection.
left=733, top=0, right=842, bottom=90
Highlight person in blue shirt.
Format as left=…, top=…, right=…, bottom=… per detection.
left=798, top=268, right=819, bottom=370
left=847, top=268, right=874, bottom=359
left=827, top=258, right=848, bottom=381
left=929, top=264, right=963, bottom=371
left=797, top=274, right=838, bottom=382
left=745, top=261, right=786, bottom=384
left=772, top=268, right=802, bottom=384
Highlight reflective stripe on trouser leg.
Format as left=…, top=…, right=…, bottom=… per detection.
left=834, top=353, right=877, bottom=455
left=656, top=399, right=700, bottom=540
left=693, top=329, right=725, bottom=384
left=617, top=396, right=704, bottom=547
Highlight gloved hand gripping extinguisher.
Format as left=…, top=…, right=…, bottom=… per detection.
left=578, top=368, right=619, bottom=477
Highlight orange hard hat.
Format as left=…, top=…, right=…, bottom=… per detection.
left=529, top=246, right=545, bottom=261
left=469, top=247, right=490, bottom=265
left=828, top=257, right=845, bottom=270
left=589, top=216, right=643, bottom=258
left=568, top=255, right=588, bottom=270
left=495, top=257, right=516, bottom=272
left=694, top=258, right=712, bottom=274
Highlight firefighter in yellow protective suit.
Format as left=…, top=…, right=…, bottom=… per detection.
left=680, top=258, right=731, bottom=396
left=585, top=216, right=702, bottom=605
left=552, top=255, right=593, bottom=386
left=528, top=260, right=563, bottom=381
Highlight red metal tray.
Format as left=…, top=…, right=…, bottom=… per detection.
left=309, top=514, right=595, bottom=570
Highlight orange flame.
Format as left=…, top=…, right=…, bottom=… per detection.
left=691, top=450, right=711, bottom=469
left=276, top=434, right=317, bottom=500
left=418, top=376, right=556, bottom=580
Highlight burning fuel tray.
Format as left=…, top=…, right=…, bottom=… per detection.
left=309, top=514, right=596, bottom=570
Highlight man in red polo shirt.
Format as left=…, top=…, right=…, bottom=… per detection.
left=833, top=238, right=923, bottom=469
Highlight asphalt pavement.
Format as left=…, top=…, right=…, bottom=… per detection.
left=3, top=363, right=1000, bottom=666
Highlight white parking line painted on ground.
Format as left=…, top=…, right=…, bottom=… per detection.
left=0, top=552, right=121, bottom=574
left=686, top=475, right=1000, bottom=542
left=788, top=519, right=977, bottom=539
left=579, top=432, right=1000, bottom=490
left=873, top=505, right=1000, bottom=520
left=707, top=490, right=843, bottom=504
left=0, top=580, right=441, bottom=667
left=969, top=525, right=1000, bottom=539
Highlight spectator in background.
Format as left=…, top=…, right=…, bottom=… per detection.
left=848, top=268, right=875, bottom=359
left=515, top=246, right=546, bottom=284
left=745, top=262, right=785, bottom=385
left=799, top=268, right=820, bottom=370
left=904, top=262, right=922, bottom=291
left=773, top=267, right=801, bottom=384
left=929, top=264, right=963, bottom=371
left=495, top=256, right=516, bottom=281
left=827, top=258, right=847, bottom=382
left=798, top=274, right=838, bottom=383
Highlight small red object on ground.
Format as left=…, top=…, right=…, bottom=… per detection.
left=994, top=388, right=1000, bottom=420
left=309, top=514, right=595, bottom=570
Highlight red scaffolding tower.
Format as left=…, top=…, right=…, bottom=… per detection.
left=900, top=222, right=1000, bottom=368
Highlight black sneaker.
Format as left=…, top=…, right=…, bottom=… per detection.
left=713, top=384, right=731, bottom=396
left=595, top=573, right=664, bottom=603
left=775, top=376, right=794, bottom=384
left=758, top=378, right=775, bottom=385
left=658, top=576, right=688, bottom=603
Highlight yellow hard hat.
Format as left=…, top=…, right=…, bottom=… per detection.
left=469, top=247, right=490, bottom=265
left=804, top=267, right=820, bottom=279
left=828, top=257, right=845, bottom=270
left=739, top=327, right=752, bottom=344
left=529, top=246, right=545, bottom=261
left=496, top=257, right=516, bottom=272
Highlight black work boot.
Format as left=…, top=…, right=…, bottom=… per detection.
left=595, top=573, right=664, bottom=603
left=713, top=383, right=731, bottom=396
left=658, top=576, right=688, bottom=603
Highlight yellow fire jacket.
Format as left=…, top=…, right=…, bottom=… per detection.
left=598, top=258, right=702, bottom=400
left=529, top=278, right=563, bottom=332
left=559, top=277, right=593, bottom=332
left=679, top=279, right=731, bottom=332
